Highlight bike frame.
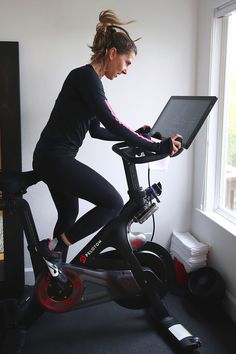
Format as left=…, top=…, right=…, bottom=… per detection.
left=0, top=143, right=201, bottom=351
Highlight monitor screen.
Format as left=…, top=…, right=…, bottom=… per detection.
left=149, top=96, right=217, bottom=149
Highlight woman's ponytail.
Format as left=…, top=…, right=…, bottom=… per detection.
left=90, top=10, right=138, bottom=62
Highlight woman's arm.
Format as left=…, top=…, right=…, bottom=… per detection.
left=89, top=118, right=122, bottom=141
left=72, top=66, right=174, bottom=155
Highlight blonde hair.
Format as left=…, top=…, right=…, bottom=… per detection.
left=90, top=10, right=138, bottom=63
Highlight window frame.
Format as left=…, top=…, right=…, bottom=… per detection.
left=203, top=3, right=236, bottom=227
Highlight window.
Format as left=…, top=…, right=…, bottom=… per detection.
left=205, top=2, right=236, bottom=224
left=218, top=11, right=236, bottom=217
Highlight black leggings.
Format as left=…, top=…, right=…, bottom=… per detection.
left=33, top=153, right=124, bottom=244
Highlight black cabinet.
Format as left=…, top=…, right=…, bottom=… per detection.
left=0, top=42, right=24, bottom=298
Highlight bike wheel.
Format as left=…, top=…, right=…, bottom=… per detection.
left=116, top=241, right=175, bottom=309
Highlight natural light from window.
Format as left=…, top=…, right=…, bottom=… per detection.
left=221, top=12, right=236, bottom=216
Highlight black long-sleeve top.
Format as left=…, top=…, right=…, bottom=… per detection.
left=34, top=64, right=172, bottom=157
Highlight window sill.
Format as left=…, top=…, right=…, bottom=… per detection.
left=197, top=208, right=236, bottom=237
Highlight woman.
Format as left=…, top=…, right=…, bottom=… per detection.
left=34, top=10, right=181, bottom=272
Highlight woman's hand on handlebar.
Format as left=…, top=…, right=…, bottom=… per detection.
left=170, top=134, right=183, bottom=156
left=136, top=125, right=151, bottom=136
left=136, top=125, right=183, bottom=157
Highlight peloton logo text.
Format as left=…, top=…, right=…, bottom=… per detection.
left=79, top=240, right=102, bottom=264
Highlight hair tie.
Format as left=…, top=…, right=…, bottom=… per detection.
left=107, top=26, right=116, bottom=34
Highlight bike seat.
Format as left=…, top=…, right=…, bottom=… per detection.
left=0, top=170, right=41, bottom=197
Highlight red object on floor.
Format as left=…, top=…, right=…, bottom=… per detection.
left=174, top=257, right=188, bottom=286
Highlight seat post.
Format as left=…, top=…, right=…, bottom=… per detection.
left=122, top=159, right=142, bottom=196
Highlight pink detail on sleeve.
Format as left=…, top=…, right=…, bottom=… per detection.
left=104, top=100, right=155, bottom=144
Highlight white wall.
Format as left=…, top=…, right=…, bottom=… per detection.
left=192, top=0, right=236, bottom=321
left=0, top=0, right=197, bottom=279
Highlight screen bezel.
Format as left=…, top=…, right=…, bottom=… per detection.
left=149, top=96, right=218, bottom=149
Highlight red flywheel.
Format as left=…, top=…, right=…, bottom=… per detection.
left=36, top=267, right=84, bottom=312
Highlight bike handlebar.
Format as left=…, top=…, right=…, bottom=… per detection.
left=112, top=142, right=169, bottom=164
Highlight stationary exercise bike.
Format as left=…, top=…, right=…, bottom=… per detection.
left=0, top=141, right=201, bottom=352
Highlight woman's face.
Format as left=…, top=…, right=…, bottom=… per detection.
left=104, top=48, right=135, bottom=80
